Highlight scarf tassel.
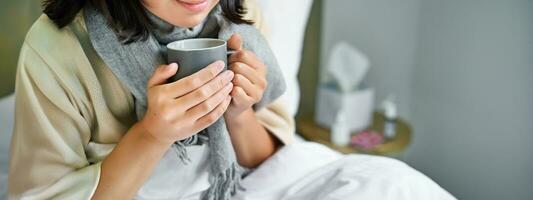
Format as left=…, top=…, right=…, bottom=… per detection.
left=201, top=162, right=246, bottom=200
left=172, top=132, right=210, bottom=164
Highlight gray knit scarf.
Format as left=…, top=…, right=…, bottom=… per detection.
left=83, top=3, right=285, bottom=200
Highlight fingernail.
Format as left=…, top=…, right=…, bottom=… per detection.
left=225, top=70, right=234, bottom=80
left=225, top=83, right=233, bottom=91
left=168, top=63, right=178, bottom=70
left=216, top=61, right=225, bottom=71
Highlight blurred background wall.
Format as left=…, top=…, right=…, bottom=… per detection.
left=409, top=0, right=533, bottom=199
left=0, top=0, right=41, bottom=98
left=320, top=0, right=533, bottom=199
left=297, top=0, right=322, bottom=117
left=321, top=0, right=421, bottom=120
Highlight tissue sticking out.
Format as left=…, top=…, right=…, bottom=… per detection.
left=324, top=41, right=370, bottom=92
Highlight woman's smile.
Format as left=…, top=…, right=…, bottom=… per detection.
left=142, top=0, right=218, bottom=28
left=176, top=0, right=210, bottom=13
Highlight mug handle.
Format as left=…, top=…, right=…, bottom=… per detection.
left=227, top=50, right=237, bottom=56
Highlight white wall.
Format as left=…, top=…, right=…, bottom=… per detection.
left=322, top=0, right=421, bottom=120
left=323, top=0, right=533, bottom=199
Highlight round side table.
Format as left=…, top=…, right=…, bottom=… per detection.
left=296, top=112, right=412, bottom=160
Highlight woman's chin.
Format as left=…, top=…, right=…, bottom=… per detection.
left=168, top=0, right=217, bottom=28
left=170, top=17, right=206, bottom=28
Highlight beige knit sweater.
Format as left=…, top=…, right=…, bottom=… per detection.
left=8, top=3, right=295, bottom=199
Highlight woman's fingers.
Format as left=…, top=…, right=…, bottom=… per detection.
left=186, top=82, right=233, bottom=120
left=230, top=86, right=253, bottom=107
left=229, top=50, right=266, bottom=74
left=233, top=74, right=262, bottom=101
left=227, top=34, right=243, bottom=51
left=193, top=95, right=232, bottom=131
left=147, top=63, right=178, bottom=89
left=165, top=60, right=226, bottom=98
left=230, top=62, right=267, bottom=90
left=177, top=70, right=234, bottom=109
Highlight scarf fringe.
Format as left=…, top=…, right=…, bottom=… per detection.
left=172, top=132, right=210, bottom=164
left=201, top=162, right=246, bottom=200
left=172, top=141, right=191, bottom=164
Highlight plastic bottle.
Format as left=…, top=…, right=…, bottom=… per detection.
left=331, top=110, right=351, bottom=146
left=382, top=96, right=398, bottom=139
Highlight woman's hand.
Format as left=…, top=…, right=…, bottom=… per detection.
left=93, top=62, right=233, bottom=199
left=221, top=34, right=280, bottom=167
left=225, top=34, right=268, bottom=118
left=139, top=61, right=234, bottom=145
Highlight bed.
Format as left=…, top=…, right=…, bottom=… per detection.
left=0, top=0, right=455, bottom=199
left=0, top=89, right=461, bottom=200
left=234, top=142, right=454, bottom=200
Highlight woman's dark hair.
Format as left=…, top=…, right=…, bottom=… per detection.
left=42, top=0, right=252, bottom=43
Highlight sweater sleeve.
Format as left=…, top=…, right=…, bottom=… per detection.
left=255, top=98, right=296, bottom=145
left=8, top=43, right=101, bottom=200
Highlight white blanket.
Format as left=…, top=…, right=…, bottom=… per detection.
left=1, top=94, right=455, bottom=200
left=0, top=142, right=455, bottom=200
left=235, top=142, right=456, bottom=200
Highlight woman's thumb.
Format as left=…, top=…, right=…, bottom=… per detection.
left=148, top=63, right=178, bottom=88
left=227, top=34, right=243, bottom=51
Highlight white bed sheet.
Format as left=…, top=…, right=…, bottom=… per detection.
left=0, top=94, right=14, bottom=200
left=235, top=142, right=456, bottom=200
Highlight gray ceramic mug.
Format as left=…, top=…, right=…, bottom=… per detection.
left=166, top=38, right=234, bottom=82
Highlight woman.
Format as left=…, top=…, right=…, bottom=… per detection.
left=8, top=0, right=294, bottom=199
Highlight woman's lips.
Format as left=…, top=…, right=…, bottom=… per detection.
left=176, top=0, right=209, bottom=13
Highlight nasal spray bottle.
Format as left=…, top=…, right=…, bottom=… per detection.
left=382, top=95, right=398, bottom=139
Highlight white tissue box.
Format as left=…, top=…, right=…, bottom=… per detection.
left=315, top=86, right=374, bottom=132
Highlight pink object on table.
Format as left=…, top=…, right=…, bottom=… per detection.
left=350, top=130, right=384, bottom=150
